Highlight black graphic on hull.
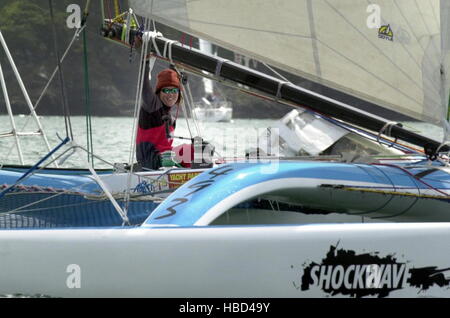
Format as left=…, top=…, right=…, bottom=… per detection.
left=299, top=243, right=450, bottom=297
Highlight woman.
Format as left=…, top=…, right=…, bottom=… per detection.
left=136, top=61, right=182, bottom=170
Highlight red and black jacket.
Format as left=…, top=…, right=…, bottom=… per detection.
left=136, top=63, right=176, bottom=169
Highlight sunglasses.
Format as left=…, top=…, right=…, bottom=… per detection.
left=161, top=87, right=180, bottom=94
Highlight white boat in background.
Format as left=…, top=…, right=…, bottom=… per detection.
left=0, top=0, right=450, bottom=298
left=192, top=38, right=233, bottom=122
left=192, top=98, right=232, bottom=122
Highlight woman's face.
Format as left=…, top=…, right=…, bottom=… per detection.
left=159, top=86, right=179, bottom=107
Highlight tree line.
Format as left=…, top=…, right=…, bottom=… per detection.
left=0, top=0, right=290, bottom=118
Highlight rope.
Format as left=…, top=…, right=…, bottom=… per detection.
left=150, top=35, right=162, bottom=56
left=132, top=13, right=141, bottom=30
left=184, top=81, right=202, bottom=137
left=0, top=27, right=84, bottom=168
left=165, top=56, right=202, bottom=138
left=79, top=0, right=94, bottom=165
left=215, top=58, right=228, bottom=77
left=373, top=162, right=449, bottom=197
left=123, top=8, right=132, bottom=45
left=1, top=27, right=83, bottom=169
left=262, top=62, right=292, bottom=104
left=81, top=0, right=91, bottom=26
left=177, top=60, right=425, bottom=155
left=377, top=121, right=400, bottom=147
left=1, top=179, right=96, bottom=215
left=0, top=137, right=70, bottom=200
left=262, top=62, right=290, bottom=82
left=114, top=0, right=120, bottom=17
left=123, top=18, right=153, bottom=217
left=275, top=81, right=290, bottom=103
left=163, top=40, right=179, bottom=64
left=35, top=28, right=84, bottom=115
left=48, top=0, right=73, bottom=140
left=436, top=141, right=450, bottom=155
left=170, top=65, right=196, bottom=140
left=71, top=140, right=129, bottom=225
left=180, top=96, right=194, bottom=139
left=55, top=142, right=115, bottom=168
left=105, top=0, right=112, bottom=22
left=0, top=128, right=159, bottom=219
left=0, top=148, right=179, bottom=216
left=82, top=27, right=94, bottom=166
left=436, top=141, right=450, bottom=166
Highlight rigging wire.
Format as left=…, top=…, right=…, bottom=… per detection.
left=0, top=141, right=175, bottom=216
left=72, top=139, right=130, bottom=225
left=179, top=90, right=194, bottom=139
left=105, top=0, right=112, bottom=23
left=82, top=26, right=94, bottom=165
left=0, top=136, right=70, bottom=200
left=373, top=162, right=449, bottom=197
left=447, top=95, right=450, bottom=122
left=34, top=27, right=85, bottom=114
left=123, top=16, right=152, bottom=217
left=149, top=35, right=203, bottom=139
left=171, top=66, right=196, bottom=140
left=48, top=0, right=73, bottom=141
left=0, top=56, right=132, bottom=226
left=1, top=179, right=97, bottom=216
left=114, top=0, right=121, bottom=17
left=262, top=62, right=290, bottom=82
left=0, top=32, right=71, bottom=167
left=183, top=81, right=202, bottom=137
left=80, top=0, right=94, bottom=166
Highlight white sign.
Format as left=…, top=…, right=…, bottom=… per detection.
left=66, top=264, right=81, bottom=289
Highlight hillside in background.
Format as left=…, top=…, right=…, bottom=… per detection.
left=0, top=0, right=292, bottom=118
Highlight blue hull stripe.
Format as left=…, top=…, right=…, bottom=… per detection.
left=143, top=161, right=450, bottom=226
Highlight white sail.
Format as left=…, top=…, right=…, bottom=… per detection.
left=131, top=0, right=450, bottom=135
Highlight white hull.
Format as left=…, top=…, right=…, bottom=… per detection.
left=1, top=223, right=450, bottom=297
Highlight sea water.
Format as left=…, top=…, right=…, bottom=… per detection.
left=0, top=115, right=283, bottom=168
left=0, top=115, right=444, bottom=168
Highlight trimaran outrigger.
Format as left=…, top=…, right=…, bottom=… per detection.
left=0, top=0, right=450, bottom=297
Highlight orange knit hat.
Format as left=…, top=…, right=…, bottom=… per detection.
left=155, top=69, right=181, bottom=94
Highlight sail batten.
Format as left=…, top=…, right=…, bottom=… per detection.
left=131, top=0, right=450, bottom=137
